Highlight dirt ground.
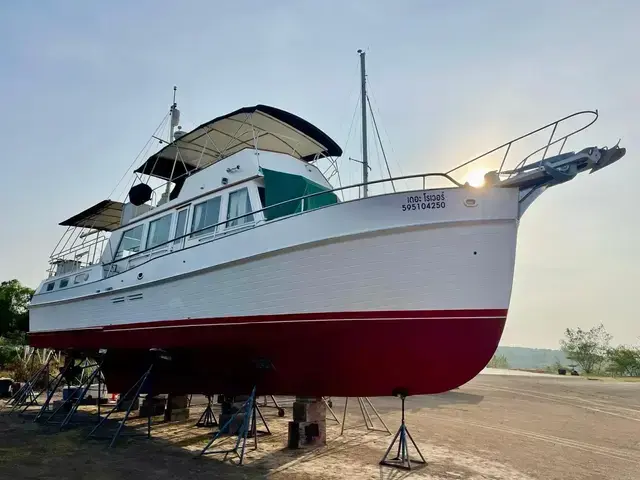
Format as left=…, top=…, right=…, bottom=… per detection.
left=1, top=373, right=639, bottom=480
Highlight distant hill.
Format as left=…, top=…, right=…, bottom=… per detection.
left=496, top=346, right=569, bottom=370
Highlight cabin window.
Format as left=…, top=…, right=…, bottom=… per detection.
left=173, top=208, right=189, bottom=246
left=146, top=213, right=173, bottom=249
left=257, top=186, right=266, bottom=208
left=115, top=224, right=144, bottom=259
left=74, top=273, right=89, bottom=284
left=191, top=197, right=221, bottom=237
left=45, top=282, right=55, bottom=292
left=226, top=188, right=254, bottom=227
left=59, top=278, right=69, bottom=288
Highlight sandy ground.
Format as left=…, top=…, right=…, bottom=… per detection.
left=1, top=373, right=639, bottom=480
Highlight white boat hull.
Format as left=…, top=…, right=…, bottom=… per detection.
left=29, top=186, right=519, bottom=396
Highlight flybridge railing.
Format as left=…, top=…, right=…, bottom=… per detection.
left=48, top=228, right=110, bottom=278
left=446, top=110, right=598, bottom=179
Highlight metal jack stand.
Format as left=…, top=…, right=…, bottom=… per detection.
left=7, top=352, right=53, bottom=415
left=32, top=358, right=78, bottom=422
left=323, top=396, right=341, bottom=425
left=379, top=391, right=426, bottom=471
left=6, top=384, right=38, bottom=411
left=260, top=395, right=286, bottom=417
left=87, top=362, right=154, bottom=448
left=248, top=398, right=271, bottom=438
left=340, top=397, right=391, bottom=435
left=196, top=386, right=258, bottom=465
left=5, top=352, right=54, bottom=414
left=195, top=395, right=218, bottom=428
left=55, top=357, right=106, bottom=429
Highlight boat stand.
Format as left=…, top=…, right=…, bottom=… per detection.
left=340, top=397, right=391, bottom=435
left=196, top=386, right=262, bottom=465
left=195, top=395, right=218, bottom=428
left=5, top=352, right=54, bottom=414
left=323, top=396, right=341, bottom=425
left=87, top=362, right=154, bottom=448
left=379, top=392, right=426, bottom=471
left=31, top=356, right=80, bottom=422
left=248, top=399, right=271, bottom=438
left=6, top=383, right=39, bottom=411
left=51, top=357, right=106, bottom=429
left=260, top=395, right=286, bottom=417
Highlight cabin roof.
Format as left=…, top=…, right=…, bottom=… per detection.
left=134, top=104, right=342, bottom=181
left=59, top=199, right=123, bottom=232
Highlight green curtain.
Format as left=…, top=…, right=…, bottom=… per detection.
left=262, top=168, right=338, bottom=220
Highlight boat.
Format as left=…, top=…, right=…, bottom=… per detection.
left=28, top=52, right=626, bottom=397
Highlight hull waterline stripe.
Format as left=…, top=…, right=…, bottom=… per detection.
left=103, top=315, right=509, bottom=333
left=29, top=313, right=508, bottom=336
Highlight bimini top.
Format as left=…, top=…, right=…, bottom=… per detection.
left=135, top=104, right=343, bottom=181
left=59, top=199, right=124, bottom=232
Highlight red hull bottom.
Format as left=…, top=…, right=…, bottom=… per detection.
left=29, top=310, right=507, bottom=397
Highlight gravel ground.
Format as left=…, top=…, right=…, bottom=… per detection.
left=1, top=373, right=638, bottom=479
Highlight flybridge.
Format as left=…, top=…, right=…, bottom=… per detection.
left=133, top=104, right=343, bottom=182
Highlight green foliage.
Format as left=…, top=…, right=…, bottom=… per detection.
left=544, top=359, right=566, bottom=373
left=487, top=353, right=509, bottom=369
left=0, top=279, right=34, bottom=337
left=560, top=324, right=612, bottom=374
left=606, top=346, right=640, bottom=377
left=495, top=346, right=569, bottom=370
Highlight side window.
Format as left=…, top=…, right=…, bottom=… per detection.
left=191, top=197, right=221, bottom=238
left=226, top=188, right=254, bottom=228
left=115, top=224, right=145, bottom=259
left=45, top=282, right=55, bottom=292
left=74, top=273, right=89, bottom=284
left=146, top=213, right=173, bottom=249
left=59, top=278, right=69, bottom=288
left=173, top=208, right=188, bottom=245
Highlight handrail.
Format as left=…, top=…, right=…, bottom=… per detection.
left=101, top=172, right=462, bottom=271
left=58, top=110, right=602, bottom=278
left=445, top=110, right=598, bottom=176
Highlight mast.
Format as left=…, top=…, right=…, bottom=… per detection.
left=358, top=49, right=369, bottom=198
left=169, top=86, right=177, bottom=147
left=164, top=86, right=180, bottom=199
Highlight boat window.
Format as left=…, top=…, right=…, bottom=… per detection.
left=173, top=208, right=188, bottom=245
left=257, top=186, right=266, bottom=208
left=115, top=224, right=145, bottom=259
left=45, top=282, right=55, bottom=292
left=191, top=197, right=221, bottom=237
left=146, top=213, right=173, bottom=249
left=226, top=188, right=254, bottom=227
left=59, top=278, right=69, bottom=288
left=74, top=273, right=89, bottom=284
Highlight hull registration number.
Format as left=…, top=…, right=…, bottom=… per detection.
left=401, top=192, right=446, bottom=211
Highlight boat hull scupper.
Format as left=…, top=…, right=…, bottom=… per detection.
left=29, top=187, right=519, bottom=396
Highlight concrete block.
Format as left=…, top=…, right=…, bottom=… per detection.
left=288, top=397, right=326, bottom=448
left=166, top=407, right=190, bottom=422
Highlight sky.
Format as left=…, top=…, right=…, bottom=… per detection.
left=0, top=1, right=638, bottom=349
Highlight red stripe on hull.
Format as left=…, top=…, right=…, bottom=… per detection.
left=29, top=310, right=507, bottom=397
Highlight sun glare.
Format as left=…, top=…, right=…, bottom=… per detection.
left=465, top=169, right=488, bottom=188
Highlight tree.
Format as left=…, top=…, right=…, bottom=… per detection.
left=487, top=354, right=509, bottom=369
left=606, top=346, right=640, bottom=377
left=560, top=324, right=612, bottom=374
left=0, top=279, right=34, bottom=338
